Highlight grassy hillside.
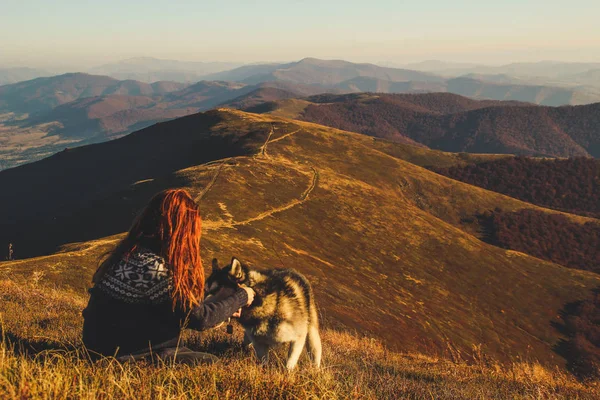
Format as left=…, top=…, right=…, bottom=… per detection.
left=1, top=277, right=597, bottom=399
left=2, top=110, right=599, bottom=371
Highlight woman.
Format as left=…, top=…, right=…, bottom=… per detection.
left=82, top=189, right=254, bottom=365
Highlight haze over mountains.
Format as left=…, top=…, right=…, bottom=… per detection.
left=0, top=72, right=331, bottom=169
left=400, top=60, right=600, bottom=84
left=1, top=57, right=600, bottom=170
left=0, top=67, right=52, bottom=85
left=87, top=57, right=243, bottom=83
left=202, top=58, right=600, bottom=105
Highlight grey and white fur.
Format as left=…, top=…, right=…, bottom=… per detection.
left=206, top=257, right=322, bottom=370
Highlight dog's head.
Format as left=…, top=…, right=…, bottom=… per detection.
left=205, top=257, right=248, bottom=302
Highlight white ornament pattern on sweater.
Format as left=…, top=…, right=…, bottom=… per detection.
left=97, top=248, right=172, bottom=304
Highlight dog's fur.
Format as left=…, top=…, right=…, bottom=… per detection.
left=206, top=257, right=322, bottom=369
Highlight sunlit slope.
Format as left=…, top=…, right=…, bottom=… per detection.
left=1, top=109, right=598, bottom=368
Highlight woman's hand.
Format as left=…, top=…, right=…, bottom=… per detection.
left=240, top=285, right=255, bottom=306
left=232, top=308, right=242, bottom=318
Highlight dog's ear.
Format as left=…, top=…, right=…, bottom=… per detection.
left=211, top=258, right=220, bottom=274
left=229, top=257, right=244, bottom=281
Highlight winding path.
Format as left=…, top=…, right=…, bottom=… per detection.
left=204, top=166, right=319, bottom=231
left=199, top=123, right=318, bottom=231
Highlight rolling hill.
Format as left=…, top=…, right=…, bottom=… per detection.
left=332, top=76, right=597, bottom=106
left=0, top=73, right=187, bottom=115
left=432, top=157, right=600, bottom=218
left=444, top=77, right=600, bottom=106
left=220, top=87, right=301, bottom=111
left=255, top=92, right=600, bottom=158
left=23, top=80, right=325, bottom=140
left=26, top=94, right=198, bottom=140
left=0, top=76, right=336, bottom=169
left=1, top=109, right=599, bottom=370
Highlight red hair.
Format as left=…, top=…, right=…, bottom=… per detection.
left=94, top=189, right=204, bottom=310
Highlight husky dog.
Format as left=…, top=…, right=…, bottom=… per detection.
left=206, top=257, right=322, bottom=370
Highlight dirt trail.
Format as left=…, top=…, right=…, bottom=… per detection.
left=195, top=162, right=226, bottom=202
left=258, top=124, right=275, bottom=157
left=268, top=128, right=302, bottom=144
left=204, top=166, right=318, bottom=231
left=197, top=123, right=319, bottom=231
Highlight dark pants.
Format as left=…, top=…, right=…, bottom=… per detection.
left=116, top=346, right=219, bottom=366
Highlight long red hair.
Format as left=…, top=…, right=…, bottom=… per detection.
left=93, top=189, right=204, bottom=310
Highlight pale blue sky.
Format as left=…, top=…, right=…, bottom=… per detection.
left=1, top=0, right=599, bottom=68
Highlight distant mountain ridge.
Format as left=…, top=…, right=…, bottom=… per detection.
left=254, top=92, right=600, bottom=158
left=88, top=57, right=243, bottom=83
left=0, top=73, right=186, bottom=114
left=2, top=60, right=600, bottom=170
left=0, top=73, right=337, bottom=169
left=204, top=57, right=446, bottom=86
left=203, top=58, right=600, bottom=106
left=400, top=60, right=600, bottom=79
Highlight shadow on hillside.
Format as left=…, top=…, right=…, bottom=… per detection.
left=0, top=111, right=272, bottom=259
left=552, top=300, right=581, bottom=366
left=552, top=288, right=600, bottom=379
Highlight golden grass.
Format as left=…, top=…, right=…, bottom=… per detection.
left=1, top=278, right=598, bottom=400
left=2, top=109, right=600, bottom=369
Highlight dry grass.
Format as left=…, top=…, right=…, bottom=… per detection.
left=2, top=109, right=600, bottom=370
left=0, top=277, right=598, bottom=399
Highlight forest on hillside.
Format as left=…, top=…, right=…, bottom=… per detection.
left=479, top=208, right=600, bottom=273
left=434, top=157, right=600, bottom=218
left=299, top=96, right=600, bottom=157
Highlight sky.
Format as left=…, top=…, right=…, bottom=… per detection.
left=1, top=0, right=599, bottom=69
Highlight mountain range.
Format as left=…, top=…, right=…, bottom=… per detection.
left=203, top=58, right=600, bottom=105
left=251, top=92, right=600, bottom=158
left=2, top=58, right=600, bottom=170
left=2, top=108, right=598, bottom=369
left=0, top=73, right=187, bottom=114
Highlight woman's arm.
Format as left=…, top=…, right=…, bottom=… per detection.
left=177, top=289, right=248, bottom=331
